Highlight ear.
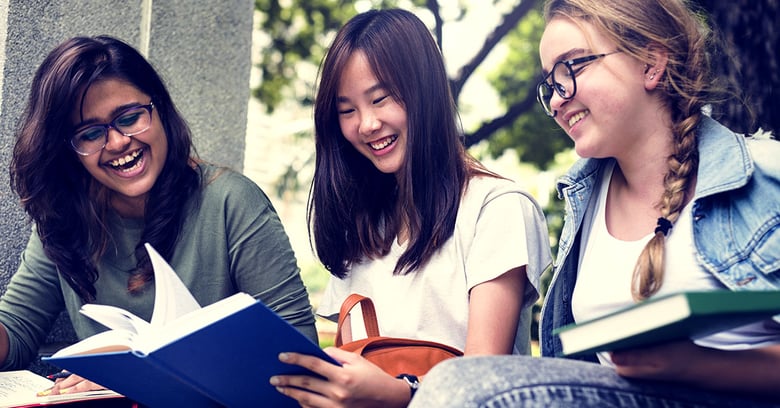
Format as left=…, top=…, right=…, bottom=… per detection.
left=644, top=46, right=668, bottom=91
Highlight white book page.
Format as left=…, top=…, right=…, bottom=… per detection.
left=145, top=243, right=201, bottom=326
left=0, top=370, right=52, bottom=408
left=0, top=370, right=122, bottom=408
left=50, top=329, right=137, bottom=357
left=135, top=292, right=256, bottom=353
left=79, top=303, right=152, bottom=335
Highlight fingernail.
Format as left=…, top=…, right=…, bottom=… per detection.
left=36, top=387, right=53, bottom=397
left=269, top=376, right=279, bottom=385
left=278, top=352, right=289, bottom=361
left=59, top=387, right=73, bottom=394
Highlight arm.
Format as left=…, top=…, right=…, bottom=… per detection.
left=465, top=266, right=526, bottom=355
left=0, top=231, right=64, bottom=370
left=0, top=324, right=8, bottom=364
left=612, top=341, right=780, bottom=398
left=216, top=169, right=318, bottom=342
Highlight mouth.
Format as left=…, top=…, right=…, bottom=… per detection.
left=368, top=135, right=398, bottom=151
left=105, top=148, right=144, bottom=173
left=568, top=110, right=589, bottom=128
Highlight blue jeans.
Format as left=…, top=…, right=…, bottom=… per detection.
left=409, top=356, right=779, bottom=407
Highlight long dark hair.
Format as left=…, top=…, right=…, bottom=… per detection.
left=10, top=36, right=201, bottom=302
left=308, top=9, right=492, bottom=278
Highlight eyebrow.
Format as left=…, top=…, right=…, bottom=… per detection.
left=542, top=48, right=589, bottom=74
left=74, top=102, right=145, bottom=129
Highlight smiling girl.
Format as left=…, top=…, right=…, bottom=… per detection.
left=0, top=36, right=316, bottom=394
left=409, top=0, right=780, bottom=406
left=270, top=8, right=552, bottom=408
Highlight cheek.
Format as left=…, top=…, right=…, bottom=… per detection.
left=338, top=117, right=360, bottom=144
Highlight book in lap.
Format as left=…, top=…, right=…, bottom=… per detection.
left=0, top=370, right=128, bottom=407
left=43, top=243, right=335, bottom=408
left=553, top=290, right=780, bottom=357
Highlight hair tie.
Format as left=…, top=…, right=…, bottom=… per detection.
left=655, top=217, right=672, bottom=236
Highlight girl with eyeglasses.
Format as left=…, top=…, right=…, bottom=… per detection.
left=409, top=0, right=780, bottom=406
left=0, top=36, right=317, bottom=394
left=269, top=8, right=552, bottom=407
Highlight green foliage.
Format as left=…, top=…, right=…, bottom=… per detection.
left=485, top=5, right=572, bottom=170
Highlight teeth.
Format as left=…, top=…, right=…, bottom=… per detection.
left=568, top=110, right=588, bottom=127
left=109, top=150, right=141, bottom=167
left=369, top=135, right=397, bottom=150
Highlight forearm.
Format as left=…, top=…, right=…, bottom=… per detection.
left=0, top=323, right=9, bottom=365
left=686, top=345, right=780, bottom=398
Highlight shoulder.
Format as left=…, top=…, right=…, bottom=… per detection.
left=197, top=163, right=272, bottom=206
left=464, top=175, right=543, bottom=213
left=745, top=132, right=780, bottom=178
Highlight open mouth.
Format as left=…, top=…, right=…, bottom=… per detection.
left=369, top=135, right=398, bottom=151
left=568, top=110, right=589, bottom=128
left=107, top=148, right=144, bottom=172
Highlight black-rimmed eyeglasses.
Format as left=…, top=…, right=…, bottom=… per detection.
left=70, top=102, right=155, bottom=156
left=536, top=51, right=620, bottom=117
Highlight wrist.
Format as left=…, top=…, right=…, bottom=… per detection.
left=395, top=374, right=419, bottom=401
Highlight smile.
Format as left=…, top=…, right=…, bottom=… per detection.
left=107, top=148, right=144, bottom=172
left=368, top=135, right=398, bottom=151
left=568, top=110, right=589, bottom=127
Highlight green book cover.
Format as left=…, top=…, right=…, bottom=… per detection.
left=553, top=290, right=780, bottom=357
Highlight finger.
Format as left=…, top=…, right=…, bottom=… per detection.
left=279, top=352, right=342, bottom=378
left=321, top=346, right=364, bottom=364
left=52, top=378, right=106, bottom=394
left=273, top=378, right=338, bottom=408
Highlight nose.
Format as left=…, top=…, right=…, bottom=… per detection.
left=103, top=126, right=132, bottom=152
left=549, top=92, right=567, bottom=117
left=358, top=112, right=381, bottom=136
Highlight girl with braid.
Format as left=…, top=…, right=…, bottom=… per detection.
left=0, top=36, right=316, bottom=394
left=409, top=0, right=780, bottom=406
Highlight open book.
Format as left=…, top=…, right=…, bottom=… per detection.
left=553, top=290, right=780, bottom=357
left=0, top=370, right=126, bottom=407
left=43, top=243, right=335, bottom=408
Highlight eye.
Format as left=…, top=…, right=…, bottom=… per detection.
left=372, top=95, right=388, bottom=105
left=75, top=127, right=105, bottom=142
left=115, top=108, right=144, bottom=128
left=338, top=107, right=355, bottom=115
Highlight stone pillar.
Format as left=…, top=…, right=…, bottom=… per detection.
left=0, top=0, right=253, bottom=372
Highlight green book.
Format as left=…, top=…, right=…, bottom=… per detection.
left=553, top=290, right=780, bottom=357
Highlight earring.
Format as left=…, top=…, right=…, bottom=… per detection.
left=649, top=70, right=659, bottom=80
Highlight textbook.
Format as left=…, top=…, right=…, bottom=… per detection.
left=43, top=243, right=336, bottom=408
left=0, top=370, right=126, bottom=407
left=554, top=290, right=780, bottom=357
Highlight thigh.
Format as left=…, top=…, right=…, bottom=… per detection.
left=411, top=355, right=777, bottom=408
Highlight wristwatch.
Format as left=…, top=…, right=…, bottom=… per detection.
left=396, top=374, right=420, bottom=399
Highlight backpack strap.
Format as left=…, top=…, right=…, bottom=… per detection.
left=335, top=293, right=381, bottom=346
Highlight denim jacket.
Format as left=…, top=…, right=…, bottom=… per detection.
left=539, top=116, right=780, bottom=359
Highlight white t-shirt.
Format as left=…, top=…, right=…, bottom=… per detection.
left=573, top=162, right=780, bottom=365
left=317, top=175, right=551, bottom=352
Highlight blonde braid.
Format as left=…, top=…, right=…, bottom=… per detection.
left=631, top=0, right=710, bottom=301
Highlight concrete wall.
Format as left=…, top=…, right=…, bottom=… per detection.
left=0, top=0, right=253, bottom=372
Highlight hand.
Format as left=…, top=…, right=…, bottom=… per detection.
left=48, top=373, right=106, bottom=395
left=270, top=347, right=410, bottom=408
left=609, top=340, right=702, bottom=381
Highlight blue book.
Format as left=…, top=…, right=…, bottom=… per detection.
left=44, top=244, right=334, bottom=407
left=553, top=290, right=780, bottom=357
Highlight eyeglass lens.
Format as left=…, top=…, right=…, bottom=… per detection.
left=71, top=105, right=152, bottom=155
left=537, top=62, right=576, bottom=117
